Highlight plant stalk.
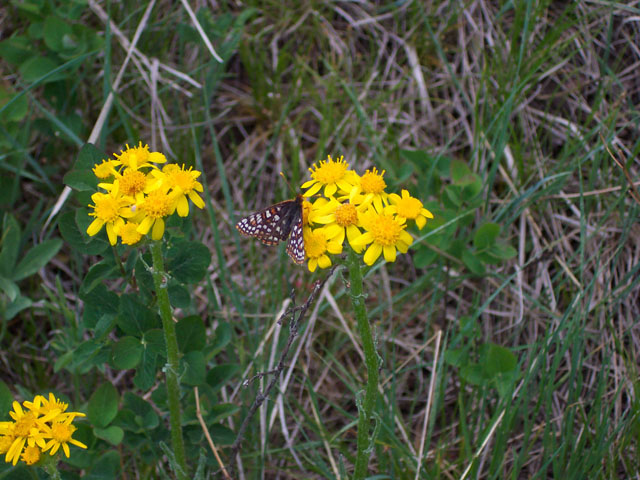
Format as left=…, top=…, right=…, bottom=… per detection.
left=347, top=247, right=379, bottom=479
left=150, top=241, right=188, bottom=479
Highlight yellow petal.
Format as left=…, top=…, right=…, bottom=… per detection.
left=106, top=223, right=118, bottom=245
left=308, top=257, right=318, bottom=272
left=317, top=254, right=332, bottom=269
left=137, top=216, right=154, bottom=235
left=363, top=243, right=382, bottom=265
left=151, top=218, right=165, bottom=240
left=86, top=218, right=104, bottom=236
left=189, top=191, right=205, bottom=208
left=383, top=245, right=396, bottom=262
left=416, top=216, right=426, bottom=230
left=177, top=195, right=189, bottom=217
left=324, top=183, right=337, bottom=197
left=304, top=182, right=322, bottom=196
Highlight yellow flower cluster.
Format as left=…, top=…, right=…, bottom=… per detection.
left=0, top=393, right=86, bottom=466
left=300, top=155, right=433, bottom=271
left=87, top=142, right=205, bottom=245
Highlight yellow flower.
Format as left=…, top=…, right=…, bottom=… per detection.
left=112, top=142, right=166, bottom=171
left=137, top=189, right=174, bottom=240
left=302, top=155, right=358, bottom=197
left=0, top=422, right=15, bottom=455
left=41, top=417, right=87, bottom=458
left=349, top=167, right=389, bottom=213
left=20, top=445, right=40, bottom=465
left=312, top=198, right=363, bottom=252
left=387, top=189, right=434, bottom=230
left=304, top=226, right=343, bottom=272
left=92, top=159, right=117, bottom=179
left=351, top=209, right=413, bottom=265
left=5, top=402, right=37, bottom=465
left=159, top=164, right=205, bottom=217
left=118, top=221, right=144, bottom=245
left=87, top=188, right=136, bottom=245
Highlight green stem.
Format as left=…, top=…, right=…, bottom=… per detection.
left=150, top=241, right=188, bottom=479
left=347, top=247, right=379, bottom=479
left=43, top=461, right=62, bottom=480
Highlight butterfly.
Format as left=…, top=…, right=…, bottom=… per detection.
left=235, top=194, right=305, bottom=264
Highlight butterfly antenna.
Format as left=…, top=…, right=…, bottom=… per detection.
left=279, top=171, right=298, bottom=197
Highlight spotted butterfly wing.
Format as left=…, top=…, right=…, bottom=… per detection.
left=236, top=194, right=305, bottom=264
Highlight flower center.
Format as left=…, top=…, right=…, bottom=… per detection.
left=140, top=190, right=172, bottom=219
left=51, top=423, right=73, bottom=443
left=334, top=203, right=358, bottom=227
left=120, top=222, right=142, bottom=245
left=304, top=230, right=328, bottom=258
left=360, top=167, right=386, bottom=194
left=14, top=413, right=36, bottom=437
left=21, top=445, right=41, bottom=465
left=168, top=168, right=197, bottom=193
left=119, top=169, right=147, bottom=196
left=396, top=196, right=422, bottom=219
left=311, top=156, right=348, bottom=184
left=370, top=214, right=403, bottom=246
left=93, top=195, right=122, bottom=223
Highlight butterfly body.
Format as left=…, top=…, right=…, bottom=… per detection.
left=236, top=194, right=305, bottom=264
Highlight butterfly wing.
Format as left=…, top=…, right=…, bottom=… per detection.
left=285, top=213, right=305, bottom=264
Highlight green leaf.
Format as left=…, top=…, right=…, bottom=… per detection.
left=209, top=424, right=235, bottom=445
left=0, top=215, right=21, bottom=277
left=176, top=316, right=206, bottom=353
left=73, top=143, right=106, bottom=171
left=0, top=35, right=35, bottom=66
left=207, top=363, right=240, bottom=391
left=0, top=277, right=20, bottom=302
left=443, top=348, right=467, bottom=368
left=166, top=241, right=211, bottom=284
left=459, top=364, right=486, bottom=386
left=123, top=392, right=159, bottom=430
left=134, top=255, right=154, bottom=300
left=473, top=223, right=500, bottom=250
left=168, top=282, right=191, bottom=308
left=112, top=337, right=143, bottom=370
left=443, top=185, right=462, bottom=208
left=93, top=426, right=124, bottom=446
left=462, top=250, right=485, bottom=275
left=4, top=295, right=32, bottom=320
left=81, top=261, right=119, bottom=294
left=482, top=343, right=517, bottom=376
left=58, top=210, right=109, bottom=256
left=13, top=238, right=62, bottom=281
left=413, top=246, right=437, bottom=269
left=132, top=349, right=158, bottom=391
left=0, top=86, right=28, bottom=122
left=116, top=295, right=161, bottom=336
left=88, top=383, right=119, bottom=428
left=182, top=351, right=206, bottom=386
left=208, top=403, right=239, bottom=423
left=0, top=380, right=14, bottom=421
left=43, top=16, right=73, bottom=52
left=210, top=322, right=232, bottom=355
left=487, top=242, right=517, bottom=260
left=19, top=56, right=66, bottom=83
left=80, top=284, right=118, bottom=330
left=450, top=160, right=472, bottom=184
left=62, top=169, right=99, bottom=191
left=85, top=451, right=121, bottom=479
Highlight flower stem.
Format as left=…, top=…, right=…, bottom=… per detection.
left=43, top=462, right=62, bottom=480
left=346, top=247, right=379, bottom=479
left=150, top=241, right=188, bottom=479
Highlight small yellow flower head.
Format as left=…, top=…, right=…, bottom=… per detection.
left=92, top=159, right=116, bottom=179
left=42, top=418, right=87, bottom=458
left=87, top=190, right=135, bottom=245
left=118, top=168, right=149, bottom=199
left=161, top=164, right=205, bottom=217
left=304, top=226, right=343, bottom=272
left=312, top=199, right=364, bottom=252
left=20, top=445, right=40, bottom=465
left=349, top=166, right=389, bottom=213
left=137, top=190, right=174, bottom=240
left=351, top=209, right=413, bottom=265
left=302, top=155, right=358, bottom=197
left=113, top=142, right=166, bottom=171
left=387, top=189, right=434, bottom=230
left=118, top=221, right=144, bottom=245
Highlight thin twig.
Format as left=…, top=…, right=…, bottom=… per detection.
left=228, top=265, right=340, bottom=470
left=194, top=387, right=232, bottom=480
